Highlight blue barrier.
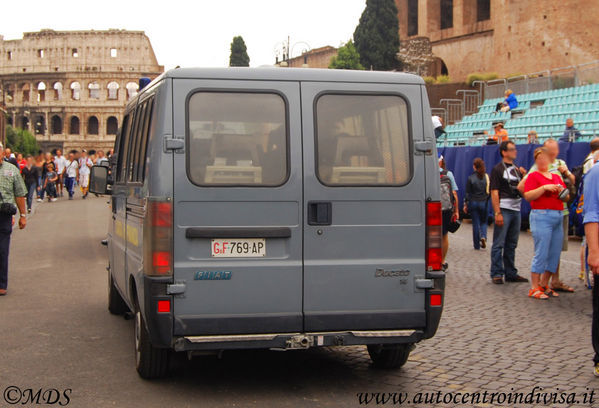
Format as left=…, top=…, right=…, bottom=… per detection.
left=438, top=142, right=591, bottom=222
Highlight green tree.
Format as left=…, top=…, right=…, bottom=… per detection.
left=5, top=126, right=39, bottom=156
left=329, top=41, right=365, bottom=70
left=229, top=36, right=250, bottom=67
left=353, top=0, right=400, bottom=71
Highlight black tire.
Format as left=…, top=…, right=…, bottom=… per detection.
left=135, top=309, right=170, bottom=379
left=108, top=270, right=129, bottom=315
left=367, top=344, right=413, bottom=369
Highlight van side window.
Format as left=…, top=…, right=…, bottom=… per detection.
left=136, top=97, right=154, bottom=182
left=127, top=102, right=147, bottom=182
left=315, top=94, right=411, bottom=186
left=187, top=92, right=288, bottom=186
left=117, top=111, right=134, bottom=183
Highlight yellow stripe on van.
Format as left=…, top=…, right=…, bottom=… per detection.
left=127, top=226, right=139, bottom=247
left=115, top=220, right=124, bottom=238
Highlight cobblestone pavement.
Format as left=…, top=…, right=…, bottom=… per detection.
left=1, top=197, right=596, bottom=407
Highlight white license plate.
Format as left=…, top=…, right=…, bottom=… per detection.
left=211, top=238, right=266, bottom=257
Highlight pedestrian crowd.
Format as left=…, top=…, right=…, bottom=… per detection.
left=3, top=147, right=111, bottom=213
left=439, top=136, right=599, bottom=376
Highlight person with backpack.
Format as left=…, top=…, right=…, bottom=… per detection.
left=489, top=141, right=529, bottom=284
left=582, top=149, right=599, bottom=376
left=572, top=138, right=599, bottom=282
left=464, top=158, right=490, bottom=250
left=439, top=155, right=459, bottom=271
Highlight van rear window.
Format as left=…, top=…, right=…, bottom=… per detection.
left=315, top=94, right=411, bottom=186
left=187, top=92, right=288, bottom=186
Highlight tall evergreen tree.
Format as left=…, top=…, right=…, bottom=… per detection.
left=353, top=0, right=400, bottom=71
left=229, top=36, right=250, bottom=67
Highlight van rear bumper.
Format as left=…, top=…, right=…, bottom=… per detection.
left=172, top=329, right=424, bottom=352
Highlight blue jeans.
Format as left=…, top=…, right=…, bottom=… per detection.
left=490, top=209, right=521, bottom=278
left=65, top=176, right=75, bottom=198
left=469, top=200, right=488, bottom=249
left=39, top=176, right=46, bottom=200
left=26, top=183, right=36, bottom=210
left=530, top=209, right=563, bottom=274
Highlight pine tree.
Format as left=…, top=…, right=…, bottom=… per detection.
left=353, top=0, right=400, bottom=71
left=329, top=41, right=365, bottom=70
left=229, top=36, right=250, bottom=67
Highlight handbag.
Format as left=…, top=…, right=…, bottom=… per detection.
left=447, top=219, right=461, bottom=233
left=0, top=190, right=17, bottom=216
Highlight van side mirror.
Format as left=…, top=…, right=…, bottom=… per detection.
left=90, top=165, right=111, bottom=195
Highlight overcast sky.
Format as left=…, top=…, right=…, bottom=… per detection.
left=2, top=0, right=367, bottom=70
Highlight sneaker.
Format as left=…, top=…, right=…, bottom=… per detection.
left=51, top=198, right=57, bottom=202
left=27, top=208, right=31, bottom=213
left=505, top=275, right=529, bottom=283
left=68, top=196, right=73, bottom=200
left=492, top=277, right=504, bottom=284
left=480, top=238, right=487, bottom=249
left=594, top=363, right=599, bottom=377
left=36, top=198, right=42, bottom=202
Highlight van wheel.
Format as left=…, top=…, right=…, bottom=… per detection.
left=367, top=344, right=413, bottom=369
left=135, top=309, right=170, bottom=379
left=108, top=270, right=129, bottom=315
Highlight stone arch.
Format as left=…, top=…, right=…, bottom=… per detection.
left=51, top=115, right=63, bottom=134
left=53, top=82, right=63, bottom=100
left=88, top=81, right=100, bottom=99
left=88, top=116, right=99, bottom=135
left=126, top=82, right=139, bottom=100
left=21, top=83, right=31, bottom=102
left=70, top=82, right=81, bottom=100
left=34, top=114, right=45, bottom=135
left=106, top=116, right=118, bottom=135
left=20, top=116, right=30, bottom=130
left=36, top=81, right=46, bottom=102
left=69, top=116, right=80, bottom=135
left=107, top=81, right=119, bottom=100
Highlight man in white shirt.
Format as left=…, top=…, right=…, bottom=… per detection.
left=432, top=115, right=446, bottom=139
left=78, top=150, right=93, bottom=199
left=54, top=149, right=68, bottom=197
left=64, top=151, right=79, bottom=200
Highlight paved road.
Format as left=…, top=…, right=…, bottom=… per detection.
left=1, top=196, right=596, bottom=407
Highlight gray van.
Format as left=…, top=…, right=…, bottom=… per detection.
left=90, top=67, right=445, bottom=379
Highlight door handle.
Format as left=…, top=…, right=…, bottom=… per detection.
left=307, top=202, right=332, bottom=226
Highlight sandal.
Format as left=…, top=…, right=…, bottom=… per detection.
left=528, top=287, right=549, bottom=300
left=551, top=281, right=575, bottom=293
left=542, top=286, right=559, bottom=297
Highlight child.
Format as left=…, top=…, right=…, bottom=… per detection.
left=44, top=163, right=58, bottom=202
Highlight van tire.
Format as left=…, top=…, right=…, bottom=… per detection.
left=367, top=344, right=412, bottom=369
left=108, top=271, right=129, bottom=315
left=135, top=309, right=170, bottom=379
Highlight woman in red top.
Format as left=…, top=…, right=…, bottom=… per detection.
left=524, top=147, right=569, bottom=299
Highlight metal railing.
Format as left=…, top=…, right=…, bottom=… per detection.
left=481, top=59, right=599, bottom=100
left=436, top=129, right=599, bottom=147
left=439, top=99, right=464, bottom=125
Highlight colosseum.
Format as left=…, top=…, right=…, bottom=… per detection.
left=0, top=29, right=163, bottom=152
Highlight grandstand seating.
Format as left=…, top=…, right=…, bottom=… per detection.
left=439, top=83, right=599, bottom=146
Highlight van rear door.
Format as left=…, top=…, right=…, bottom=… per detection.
left=300, top=82, right=427, bottom=332
left=172, top=80, right=303, bottom=335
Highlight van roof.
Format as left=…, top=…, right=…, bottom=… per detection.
left=161, top=67, right=424, bottom=85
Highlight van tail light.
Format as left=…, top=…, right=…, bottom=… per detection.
left=426, top=201, right=443, bottom=271
left=144, top=199, right=173, bottom=276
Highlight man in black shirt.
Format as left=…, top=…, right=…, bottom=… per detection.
left=489, top=141, right=529, bottom=284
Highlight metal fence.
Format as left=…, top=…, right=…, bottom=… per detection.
left=482, top=59, right=599, bottom=100
left=436, top=129, right=599, bottom=147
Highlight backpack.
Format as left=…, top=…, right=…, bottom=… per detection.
left=570, top=172, right=586, bottom=237
left=440, top=170, right=455, bottom=212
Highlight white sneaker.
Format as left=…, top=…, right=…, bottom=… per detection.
left=51, top=198, right=57, bottom=202
left=36, top=198, right=42, bottom=202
